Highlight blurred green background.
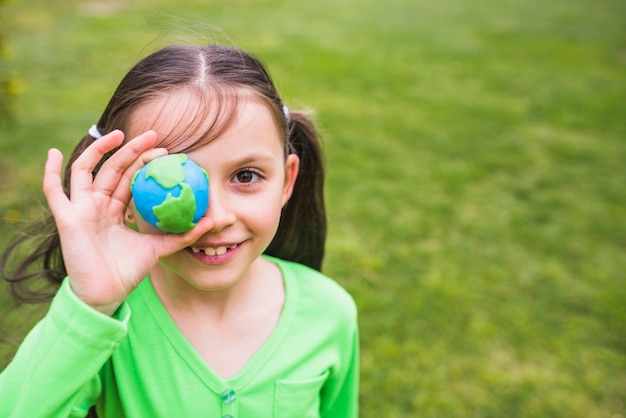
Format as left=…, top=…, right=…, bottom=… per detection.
left=1, top=0, right=625, bottom=416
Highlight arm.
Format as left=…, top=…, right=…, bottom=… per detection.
left=0, top=131, right=213, bottom=417
left=321, top=323, right=360, bottom=418
left=0, top=279, right=129, bottom=417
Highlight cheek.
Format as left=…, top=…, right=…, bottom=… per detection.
left=239, top=194, right=284, bottom=233
left=132, top=207, right=167, bottom=235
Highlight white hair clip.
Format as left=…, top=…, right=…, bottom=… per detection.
left=282, top=105, right=289, bottom=120
left=88, top=124, right=103, bottom=139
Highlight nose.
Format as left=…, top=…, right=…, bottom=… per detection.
left=205, top=185, right=236, bottom=232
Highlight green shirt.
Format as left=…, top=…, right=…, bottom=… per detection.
left=0, top=257, right=359, bottom=417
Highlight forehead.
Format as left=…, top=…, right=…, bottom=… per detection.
left=126, top=89, right=282, bottom=153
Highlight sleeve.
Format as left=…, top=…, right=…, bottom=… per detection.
left=0, top=278, right=130, bottom=418
left=320, top=319, right=360, bottom=418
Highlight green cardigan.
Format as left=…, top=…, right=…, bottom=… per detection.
left=0, top=257, right=359, bottom=417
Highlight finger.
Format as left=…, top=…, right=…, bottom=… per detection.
left=42, top=148, right=70, bottom=219
left=91, top=130, right=159, bottom=198
left=108, top=147, right=169, bottom=211
left=184, top=216, right=216, bottom=240
left=70, top=130, right=125, bottom=199
left=150, top=216, right=216, bottom=258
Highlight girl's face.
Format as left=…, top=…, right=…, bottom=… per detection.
left=126, top=91, right=299, bottom=293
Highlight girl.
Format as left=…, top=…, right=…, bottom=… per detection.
left=0, top=44, right=358, bottom=417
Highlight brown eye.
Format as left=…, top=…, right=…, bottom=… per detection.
left=234, top=169, right=260, bottom=184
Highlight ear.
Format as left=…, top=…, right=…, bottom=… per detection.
left=281, top=153, right=300, bottom=207
left=124, top=204, right=139, bottom=232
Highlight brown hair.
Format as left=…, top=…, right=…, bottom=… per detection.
left=1, top=44, right=327, bottom=304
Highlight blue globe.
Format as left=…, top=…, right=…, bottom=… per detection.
left=131, top=154, right=209, bottom=233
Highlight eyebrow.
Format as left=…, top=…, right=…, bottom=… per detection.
left=223, top=153, right=278, bottom=169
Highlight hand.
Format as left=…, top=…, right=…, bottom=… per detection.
left=42, top=130, right=214, bottom=315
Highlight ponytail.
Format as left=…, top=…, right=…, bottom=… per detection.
left=1, top=111, right=328, bottom=304
left=0, top=218, right=64, bottom=303
left=0, top=134, right=98, bottom=304
left=2, top=44, right=330, bottom=303
left=264, top=110, right=327, bottom=271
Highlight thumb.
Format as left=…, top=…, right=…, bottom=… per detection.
left=151, top=216, right=215, bottom=258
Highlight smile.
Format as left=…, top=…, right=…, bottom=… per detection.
left=189, top=243, right=239, bottom=256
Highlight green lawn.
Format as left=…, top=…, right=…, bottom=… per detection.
left=1, top=0, right=625, bottom=416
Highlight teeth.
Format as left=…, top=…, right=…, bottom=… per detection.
left=190, top=244, right=237, bottom=256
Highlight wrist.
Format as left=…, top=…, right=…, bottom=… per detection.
left=67, top=282, right=124, bottom=317
left=85, top=300, right=124, bottom=317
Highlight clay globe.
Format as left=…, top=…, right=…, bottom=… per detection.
left=130, top=154, right=209, bottom=233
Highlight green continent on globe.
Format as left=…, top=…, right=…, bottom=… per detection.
left=152, top=183, right=197, bottom=233
left=145, top=153, right=187, bottom=188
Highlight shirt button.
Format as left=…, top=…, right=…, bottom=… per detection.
left=221, top=389, right=236, bottom=404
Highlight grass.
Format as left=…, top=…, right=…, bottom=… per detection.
left=1, top=0, right=625, bottom=416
